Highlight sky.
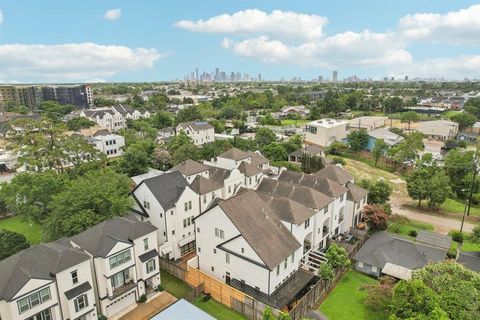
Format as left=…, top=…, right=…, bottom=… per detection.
left=0, top=0, right=480, bottom=83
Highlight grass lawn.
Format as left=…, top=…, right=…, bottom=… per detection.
left=193, top=295, right=247, bottom=320
left=319, top=270, right=386, bottom=320
left=0, top=215, right=42, bottom=244
left=280, top=119, right=310, bottom=126
left=160, top=270, right=192, bottom=299
left=461, top=240, right=480, bottom=252
left=440, top=198, right=480, bottom=216
left=387, top=219, right=434, bottom=240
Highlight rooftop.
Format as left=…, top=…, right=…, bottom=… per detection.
left=171, top=159, right=209, bottom=176
left=308, top=119, right=349, bottom=128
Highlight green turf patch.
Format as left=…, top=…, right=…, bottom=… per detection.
left=0, top=215, right=42, bottom=244
left=193, top=295, right=247, bottom=320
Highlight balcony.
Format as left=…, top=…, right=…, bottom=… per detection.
left=339, top=215, right=345, bottom=223
left=112, top=280, right=136, bottom=297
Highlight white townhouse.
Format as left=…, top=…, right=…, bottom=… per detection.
left=313, top=165, right=368, bottom=231
left=277, top=170, right=350, bottom=236
left=79, top=105, right=150, bottom=132
left=257, top=178, right=334, bottom=250
left=0, top=241, right=97, bottom=320
left=87, top=132, right=125, bottom=158
left=176, top=121, right=215, bottom=146
left=205, top=165, right=245, bottom=199
left=70, top=216, right=160, bottom=318
left=194, top=190, right=303, bottom=296
left=131, top=171, right=201, bottom=261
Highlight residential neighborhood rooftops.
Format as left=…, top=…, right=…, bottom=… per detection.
left=171, top=159, right=209, bottom=176
left=217, top=147, right=251, bottom=161
left=177, top=121, right=214, bottom=131
left=70, top=215, right=157, bottom=258
left=417, top=120, right=459, bottom=137
left=247, top=151, right=269, bottom=166
left=256, top=191, right=316, bottom=225
left=238, top=161, right=263, bottom=177
left=368, top=128, right=404, bottom=146
left=190, top=175, right=222, bottom=194
left=217, top=190, right=301, bottom=270
left=278, top=170, right=348, bottom=198
left=136, top=171, right=190, bottom=210
left=346, top=182, right=368, bottom=202
left=313, top=165, right=353, bottom=186
left=0, top=240, right=90, bottom=300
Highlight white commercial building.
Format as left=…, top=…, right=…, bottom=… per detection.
left=304, top=119, right=349, bottom=147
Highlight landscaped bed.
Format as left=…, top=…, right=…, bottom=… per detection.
left=319, top=270, right=386, bottom=320
left=193, top=294, right=247, bottom=320
left=0, top=215, right=42, bottom=244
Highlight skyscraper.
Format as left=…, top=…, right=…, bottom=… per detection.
left=215, top=67, right=219, bottom=81
left=195, top=68, right=199, bottom=81
left=332, top=70, right=338, bottom=83
left=258, top=74, right=262, bottom=81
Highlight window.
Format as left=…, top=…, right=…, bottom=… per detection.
left=226, top=253, right=230, bottom=264
left=172, top=230, right=175, bottom=235
left=358, top=261, right=364, bottom=268
left=249, top=177, right=252, bottom=185
left=146, top=259, right=156, bottom=273
left=109, top=250, right=132, bottom=269
left=187, top=217, right=192, bottom=226
left=304, top=218, right=310, bottom=229
left=17, top=288, right=51, bottom=314
left=213, top=249, right=216, bottom=254
left=184, top=202, right=188, bottom=211
left=198, top=247, right=201, bottom=253
left=143, top=238, right=149, bottom=251
left=25, top=309, right=52, bottom=320
left=228, top=186, right=231, bottom=194
left=211, top=266, right=214, bottom=271
left=197, top=227, right=200, bottom=233
left=203, top=195, right=207, bottom=204
left=183, top=219, right=187, bottom=228
left=325, top=205, right=329, bottom=213
left=143, top=201, right=150, bottom=209
left=371, top=266, right=378, bottom=273
left=241, top=248, right=244, bottom=254
left=276, top=266, right=280, bottom=276
left=291, top=252, right=295, bottom=263
left=284, top=258, right=288, bottom=269
left=171, top=210, right=174, bottom=216
left=71, top=270, right=78, bottom=284
left=215, top=228, right=225, bottom=239
left=74, top=294, right=88, bottom=312
left=189, top=201, right=192, bottom=210
left=111, top=268, right=132, bottom=289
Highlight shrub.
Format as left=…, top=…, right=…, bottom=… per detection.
left=389, top=222, right=401, bottom=233
left=318, top=263, right=335, bottom=281
left=363, top=205, right=389, bottom=232
left=332, top=157, right=346, bottom=165
left=408, top=230, right=418, bottom=237
left=448, top=230, right=464, bottom=243
left=447, top=248, right=457, bottom=259
left=138, top=294, right=147, bottom=303
left=388, top=214, right=410, bottom=225
left=363, top=276, right=395, bottom=314
left=98, top=315, right=107, bottom=320
left=325, top=243, right=351, bottom=269
left=156, top=285, right=164, bottom=292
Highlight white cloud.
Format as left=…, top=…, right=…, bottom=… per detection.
left=0, top=43, right=166, bottom=82
left=0, top=10, right=4, bottom=24
left=104, top=8, right=122, bottom=21
left=389, top=55, right=480, bottom=80
left=399, top=4, right=480, bottom=45
left=175, top=9, right=327, bottom=42
left=223, top=31, right=412, bottom=68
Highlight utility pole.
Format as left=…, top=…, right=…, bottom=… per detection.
left=460, top=158, right=479, bottom=232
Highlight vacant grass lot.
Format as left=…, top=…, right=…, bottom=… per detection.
left=440, top=198, right=480, bottom=216
left=319, top=270, right=386, bottom=320
left=387, top=219, right=434, bottom=240
left=0, top=215, right=42, bottom=244
left=193, top=295, right=247, bottom=320
left=160, top=270, right=192, bottom=299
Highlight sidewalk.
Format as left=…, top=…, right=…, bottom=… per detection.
left=120, top=292, right=177, bottom=320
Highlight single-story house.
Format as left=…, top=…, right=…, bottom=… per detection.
left=366, top=128, right=404, bottom=151
left=457, top=131, right=479, bottom=142
left=353, top=232, right=447, bottom=279
left=417, top=120, right=459, bottom=140
left=349, top=116, right=388, bottom=131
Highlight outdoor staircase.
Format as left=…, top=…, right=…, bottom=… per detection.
left=299, top=249, right=328, bottom=273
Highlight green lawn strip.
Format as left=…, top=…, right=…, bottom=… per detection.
left=440, top=198, right=480, bottom=216
left=193, top=295, right=247, bottom=320
left=160, top=269, right=192, bottom=299
left=387, top=219, right=434, bottom=240
left=280, top=119, right=310, bottom=126
left=319, top=270, right=386, bottom=320
left=0, top=215, right=42, bottom=244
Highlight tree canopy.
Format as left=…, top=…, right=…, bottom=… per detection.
left=0, top=229, right=30, bottom=260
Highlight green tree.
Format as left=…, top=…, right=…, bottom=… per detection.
left=66, top=117, right=96, bottom=131
left=363, top=204, right=389, bottom=232
left=427, top=171, right=450, bottom=208
left=400, top=111, right=420, bottom=130
left=360, top=179, right=392, bottom=205
left=318, top=263, right=335, bottom=281
left=262, top=143, right=288, bottom=162
left=324, top=243, right=351, bottom=269
left=151, top=110, right=174, bottom=129
left=39, top=101, right=75, bottom=122
left=371, top=139, right=388, bottom=166
left=389, top=131, right=424, bottom=164
left=116, top=139, right=155, bottom=176
left=0, top=229, right=30, bottom=260
left=301, top=153, right=325, bottom=174
left=0, top=171, right=66, bottom=223
left=347, top=130, right=369, bottom=152
left=281, top=134, right=303, bottom=154
left=464, top=97, right=480, bottom=117
left=255, top=127, right=277, bottom=148
left=444, top=149, right=475, bottom=198
left=451, top=112, right=477, bottom=131
left=44, top=170, right=132, bottom=240
left=383, top=96, right=403, bottom=114
left=175, top=106, right=203, bottom=124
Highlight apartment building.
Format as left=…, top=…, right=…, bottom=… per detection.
left=70, top=216, right=160, bottom=318
left=87, top=132, right=125, bottom=158
left=304, top=119, right=349, bottom=147
left=0, top=85, right=43, bottom=110
left=0, top=241, right=97, bottom=320
left=176, top=121, right=215, bottom=146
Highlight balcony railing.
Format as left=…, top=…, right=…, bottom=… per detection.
left=112, top=280, right=136, bottom=297
left=339, top=216, right=345, bottom=223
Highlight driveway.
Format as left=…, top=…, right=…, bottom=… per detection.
left=120, top=292, right=177, bottom=320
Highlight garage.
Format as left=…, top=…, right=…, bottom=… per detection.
left=105, top=289, right=137, bottom=317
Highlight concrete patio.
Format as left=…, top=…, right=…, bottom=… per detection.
left=119, top=291, right=177, bottom=320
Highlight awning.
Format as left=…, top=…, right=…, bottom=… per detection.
left=64, top=281, right=92, bottom=300
left=160, top=245, right=173, bottom=256
left=178, top=235, right=195, bottom=247
left=382, top=263, right=412, bottom=280
left=139, top=249, right=159, bottom=263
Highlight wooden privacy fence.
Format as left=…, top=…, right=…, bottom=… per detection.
left=185, top=282, right=204, bottom=302
left=158, top=257, right=187, bottom=280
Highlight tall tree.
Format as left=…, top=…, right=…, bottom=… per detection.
left=0, top=229, right=30, bottom=260
left=116, top=139, right=155, bottom=176
left=347, top=130, right=369, bottom=152
left=371, top=139, right=388, bottom=166
left=450, top=112, right=477, bottom=131
left=400, top=111, right=420, bottom=130
left=389, top=131, right=424, bottom=164
left=255, top=127, right=277, bottom=148
left=383, top=96, right=403, bottom=114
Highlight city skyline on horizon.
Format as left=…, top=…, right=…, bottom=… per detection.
left=1, top=1, right=480, bottom=83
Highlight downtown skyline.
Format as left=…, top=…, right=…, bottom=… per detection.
left=0, top=1, right=480, bottom=83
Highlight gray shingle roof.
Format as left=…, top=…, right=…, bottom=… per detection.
left=257, top=178, right=332, bottom=210
left=256, top=191, right=316, bottom=225
left=238, top=161, right=263, bottom=177
left=278, top=170, right=348, bottom=198
left=70, top=216, right=157, bottom=258
left=218, top=148, right=251, bottom=161
left=0, top=241, right=90, bottom=301
left=313, top=165, right=353, bottom=185
left=246, top=151, right=269, bottom=167
left=205, top=165, right=231, bottom=186
left=346, top=182, right=368, bottom=202
left=138, top=171, right=191, bottom=210
left=190, top=176, right=222, bottom=195
left=171, top=159, right=209, bottom=176
left=177, top=121, right=213, bottom=131
left=64, top=281, right=92, bottom=300
left=354, top=232, right=447, bottom=270
left=139, top=249, right=159, bottom=263
left=217, top=190, right=301, bottom=270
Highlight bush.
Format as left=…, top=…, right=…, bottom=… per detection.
left=381, top=203, right=392, bottom=215
left=332, top=157, right=346, bottom=165
left=389, top=222, right=401, bottom=233
left=388, top=214, right=410, bottom=224
left=448, top=230, right=464, bottom=243
left=325, top=243, right=351, bottom=269
left=447, top=248, right=457, bottom=259
left=97, top=315, right=107, bottom=320
left=408, top=230, right=418, bottom=237
left=363, top=205, right=389, bottom=232
left=156, top=285, right=164, bottom=292
left=138, top=294, right=147, bottom=303
left=318, top=263, right=335, bottom=281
